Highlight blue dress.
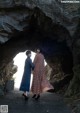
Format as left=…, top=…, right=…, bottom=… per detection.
left=19, top=57, right=34, bottom=92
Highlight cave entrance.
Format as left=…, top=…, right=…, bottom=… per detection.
left=0, top=7, right=73, bottom=94
left=13, top=50, right=47, bottom=90
left=10, top=36, right=73, bottom=93
left=2, top=29, right=73, bottom=93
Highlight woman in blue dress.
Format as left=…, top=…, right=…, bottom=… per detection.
left=19, top=50, right=34, bottom=100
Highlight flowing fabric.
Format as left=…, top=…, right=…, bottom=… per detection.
left=20, top=57, right=34, bottom=92
left=31, top=53, right=53, bottom=94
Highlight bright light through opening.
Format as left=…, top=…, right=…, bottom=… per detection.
left=13, top=51, right=47, bottom=90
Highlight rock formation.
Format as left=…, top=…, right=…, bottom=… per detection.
left=0, top=0, right=80, bottom=97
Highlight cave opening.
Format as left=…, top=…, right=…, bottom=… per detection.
left=13, top=49, right=48, bottom=90
left=6, top=32, right=73, bottom=92
left=0, top=7, right=74, bottom=94
left=0, top=1, right=79, bottom=112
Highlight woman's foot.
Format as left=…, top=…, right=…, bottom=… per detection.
left=32, top=94, right=36, bottom=98
left=22, top=93, right=28, bottom=100
left=35, top=95, right=40, bottom=100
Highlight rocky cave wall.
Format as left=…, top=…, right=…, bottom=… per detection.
left=0, top=0, right=80, bottom=96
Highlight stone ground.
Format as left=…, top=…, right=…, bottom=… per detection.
left=0, top=89, right=72, bottom=113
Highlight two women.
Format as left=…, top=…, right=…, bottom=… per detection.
left=20, top=49, right=53, bottom=100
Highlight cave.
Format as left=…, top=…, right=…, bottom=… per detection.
left=0, top=7, right=74, bottom=95
left=0, top=1, right=80, bottom=113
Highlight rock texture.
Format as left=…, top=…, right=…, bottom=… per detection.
left=0, top=0, right=80, bottom=44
